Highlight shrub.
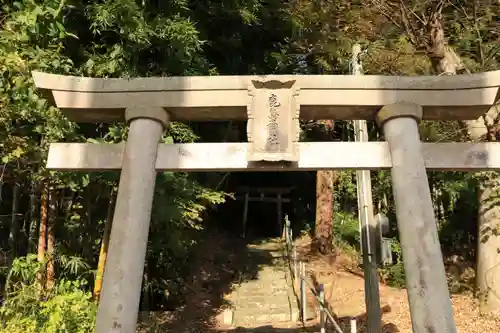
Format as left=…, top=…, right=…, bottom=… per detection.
left=333, top=211, right=361, bottom=249
left=0, top=255, right=96, bottom=333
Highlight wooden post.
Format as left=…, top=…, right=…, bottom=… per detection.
left=293, top=246, right=297, bottom=281
left=300, top=262, right=307, bottom=322
left=352, top=43, right=382, bottom=333
left=241, top=192, right=249, bottom=238
left=277, top=193, right=283, bottom=237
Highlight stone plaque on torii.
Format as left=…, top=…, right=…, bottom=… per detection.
left=246, top=78, right=300, bottom=162
left=32, top=69, right=500, bottom=333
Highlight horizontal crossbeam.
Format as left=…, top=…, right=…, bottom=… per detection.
left=235, top=196, right=291, bottom=203
left=236, top=186, right=295, bottom=194
left=47, top=142, right=500, bottom=172
left=32, top=71, right=500, bottom=122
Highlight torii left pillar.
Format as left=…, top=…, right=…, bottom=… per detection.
left=96, top=107, right=169, bottom=333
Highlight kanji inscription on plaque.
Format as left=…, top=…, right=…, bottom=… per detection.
left=247, top=78, right=300, bottom=162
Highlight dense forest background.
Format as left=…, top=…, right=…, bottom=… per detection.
left=1, top=0, right=500, bottom=332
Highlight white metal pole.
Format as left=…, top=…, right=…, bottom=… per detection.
left=352, top=44, right=382, bottom=333
left=350, top=317, right=357, bottom=333
left=319, top=284, right=326, bottom=333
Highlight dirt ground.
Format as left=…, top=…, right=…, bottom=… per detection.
left=138, top=231, right=500, bottom=332
left=294, top=235, right=500, bottom=333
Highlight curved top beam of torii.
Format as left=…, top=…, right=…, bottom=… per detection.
left=32, top=70, right=500, bottom=123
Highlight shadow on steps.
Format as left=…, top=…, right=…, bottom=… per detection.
left=216, top=319, right=400, bottom=333
left=137, top=231, right=290, bottom=333
left=216, top=324, right=320, bottom=332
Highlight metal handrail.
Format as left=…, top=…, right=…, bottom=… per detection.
left=283, top=217, right=356, bottom=333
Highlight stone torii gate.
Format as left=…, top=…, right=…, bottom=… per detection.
left=236, top=186, right=294, bottom=238
left=32, top=70, right=500, bottom=333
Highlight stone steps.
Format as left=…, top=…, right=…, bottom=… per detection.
left=233, top=312, right=299, bottom=327
left=221, top=239, right=300, bottom=328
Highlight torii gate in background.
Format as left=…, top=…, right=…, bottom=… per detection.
left=32, top=69, right=500, bottom=333
left=235, top=186, right=294, bottom=238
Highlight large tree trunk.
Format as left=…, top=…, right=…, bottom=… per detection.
left=427, top=10, right=500, bottom=315
left=313, top=170, right=334, bottom=254
left=313, top=120, right=335, bottom=254
left=473, top=109, right=500, bottom=315
left=477, top=174, right=500, bottom=315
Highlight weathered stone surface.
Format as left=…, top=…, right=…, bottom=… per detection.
left=47, top=141, right=500, bottom=172
left=246, top=78, right=300, bottom=162
left=33, top=70, right=500, bottom=123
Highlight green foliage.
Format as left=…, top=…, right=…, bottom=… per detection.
left=0, top=0, right=242, bottom=304
left=381, top=241, right=406, bottom=288
left=331, top=212, right=361, bottom=261
left=0, top=255, right=96, bottom=333
left=332, top=212, right=360, bottom=249
left=1, top=0, right=500, bottom=324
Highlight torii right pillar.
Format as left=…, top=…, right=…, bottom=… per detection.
left=377, top=103, right=457, bottom=333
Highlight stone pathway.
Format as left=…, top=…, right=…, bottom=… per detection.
left=221, top=239, right=299, bottom=328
